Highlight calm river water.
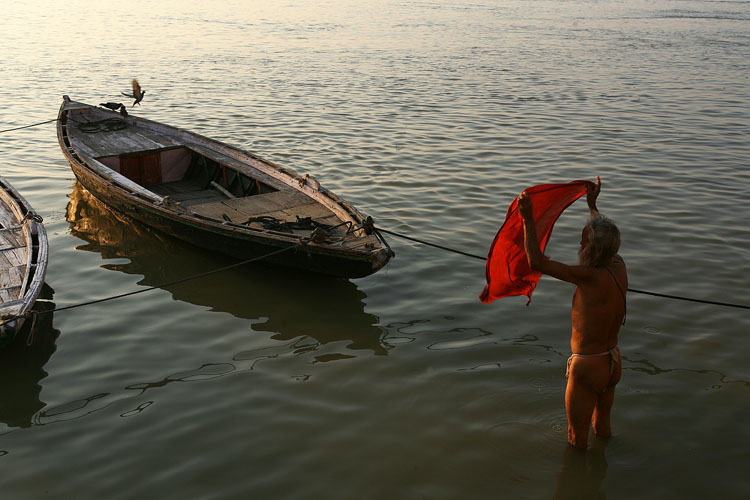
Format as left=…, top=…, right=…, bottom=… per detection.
left=1, top=1, right=748, bottom=498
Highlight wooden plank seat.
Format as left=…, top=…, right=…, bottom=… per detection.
left=69, top=114, right=180, bottom=155
left=0, top=247, right=25, bottom=292
left=190, top=190, right=340, bottom=230
left=0, top=287, right=22, bottom=303
left=0, top=227, right=25, bottom=251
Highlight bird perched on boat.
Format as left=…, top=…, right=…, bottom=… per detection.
left=121, top=79, right=145, bottom=107
left=100, top=102, right=123, bottom=111
left=298, top=173, right=321, bottom=191
left=100, top=102, right=129, bottom=116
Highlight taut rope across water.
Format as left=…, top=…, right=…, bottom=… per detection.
left=0, top=244, right=302, bottom=328
left=373, top=224, right=750, bottom=310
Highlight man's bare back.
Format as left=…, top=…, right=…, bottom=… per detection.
left=571, top=254, right=627, bottom=355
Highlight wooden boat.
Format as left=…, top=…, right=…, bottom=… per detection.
left=0, top=176, right=48, bottom=346
left=56, top=96, right=392, bottom=278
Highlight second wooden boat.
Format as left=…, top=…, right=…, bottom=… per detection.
left=0, top=176, right=48, bottom=346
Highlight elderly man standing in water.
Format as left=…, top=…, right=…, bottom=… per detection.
left=518, top=177, right=627, bottom=449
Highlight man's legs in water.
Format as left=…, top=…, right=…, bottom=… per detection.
left=565, top=356, right=614, bottom=448
left=592, top=387, right=615, bottom=437
left=565, top=372, right=597, bottom=449
left=593, top=357, right=621, bottom=437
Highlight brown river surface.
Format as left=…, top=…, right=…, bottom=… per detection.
left=1, top=1, right=748, bottom=498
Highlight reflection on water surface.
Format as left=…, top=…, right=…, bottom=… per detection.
left=65, top=182, right=387, bottom=355
left=0, top=291, right=59, bottom=428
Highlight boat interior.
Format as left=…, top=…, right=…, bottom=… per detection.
left=96, top=145, right=345, bottom=236
left=63, top=104, right=377, bottom=246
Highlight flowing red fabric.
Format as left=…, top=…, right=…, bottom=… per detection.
left=479, top=181, right=589, bottom=304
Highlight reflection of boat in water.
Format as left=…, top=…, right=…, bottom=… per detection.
left=65, top=182, right=387, bottom=354
left=0, top=288, right=60, bottom=428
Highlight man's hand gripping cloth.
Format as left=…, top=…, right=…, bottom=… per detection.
left=479, top=181, right=589, bottom=304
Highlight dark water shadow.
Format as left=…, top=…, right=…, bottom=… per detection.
left=65, top=182, right=387, bottom=355
left=0, top=287, right=60, bottom=428
left=553, top=438, right=609, bottom=500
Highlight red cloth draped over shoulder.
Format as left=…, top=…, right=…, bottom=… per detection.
left=479, top=180, right=589, bottom=304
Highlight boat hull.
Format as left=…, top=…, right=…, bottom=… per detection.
left=67, top=161, right=386, bottom=278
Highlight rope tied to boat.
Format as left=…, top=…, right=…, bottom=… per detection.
left=25, top=310, right=39, bottom=346
left=0, top=118, right=58, bottom=134
left=0, top=243, right=305, bottom=333
left=235, top=214, right=363, bottom=245
left=0, top=311, right=32, bottom=347
left=362, top=216, right=395, bottom=257
left=22, top=211, right=43, bottom=224
left=73, top=117, right=128, bottom=133
left=369, top=221, right=750, bottom=310
left=242, top=215, right=335, bottom=233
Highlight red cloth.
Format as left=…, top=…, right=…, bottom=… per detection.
left=479, top=181, right=589, bottom=304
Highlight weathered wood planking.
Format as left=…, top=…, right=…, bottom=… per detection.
left=224, top=190, right=333, bottom=216
left=191, top=203, right=246, bottom=222
left=149, top=180, right=202, bottom=196
left=0, top=228, right=25, bottom=251
left=0, top=176, right=48, bottom=331
left=0, top=289, right=15, bottom=303
left=150, top=180, right=227, bottom=206
left=0, top=251, right=11, bottom=270
left=69, top=114, right=180, bottom=156
left=173, top=191, right=227, bottom=206
left=0, top=210, right=29, bottom=299
left=190, top=190, right=339, bottom=225
left=263, top=204, right=339, bottom=223
left=0, top=209, right=17, bottom=229
left=0, top=264, right=24, bottom=290
left=2, top=247, right=27, bottom=267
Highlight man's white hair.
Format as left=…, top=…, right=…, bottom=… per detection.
left=578, top=214, right=621, bottom=267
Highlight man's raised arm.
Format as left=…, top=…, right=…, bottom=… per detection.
left=587, top=176, right=601, bottom=217
left=518, top=187, right=597, bottom=286
left=518, top=191, right=546, bottom=272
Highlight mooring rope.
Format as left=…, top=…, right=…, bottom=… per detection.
left=0, top=243, right=302, bottom=328
left=622, top=288, right=749, bottom=310
left=0, top=118, right=58, bottom=134
left=52, top=244, right=299, bottom=314
left=73, top=117, right=127, bottom=133
left=374, top=226, right=486, bottom=261
left=373, top=224, right=750, bottom=310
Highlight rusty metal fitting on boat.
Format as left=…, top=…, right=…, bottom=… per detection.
left=311, top=227, right=328, bottom=243
left=22, top=211, right=44, bottom=223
